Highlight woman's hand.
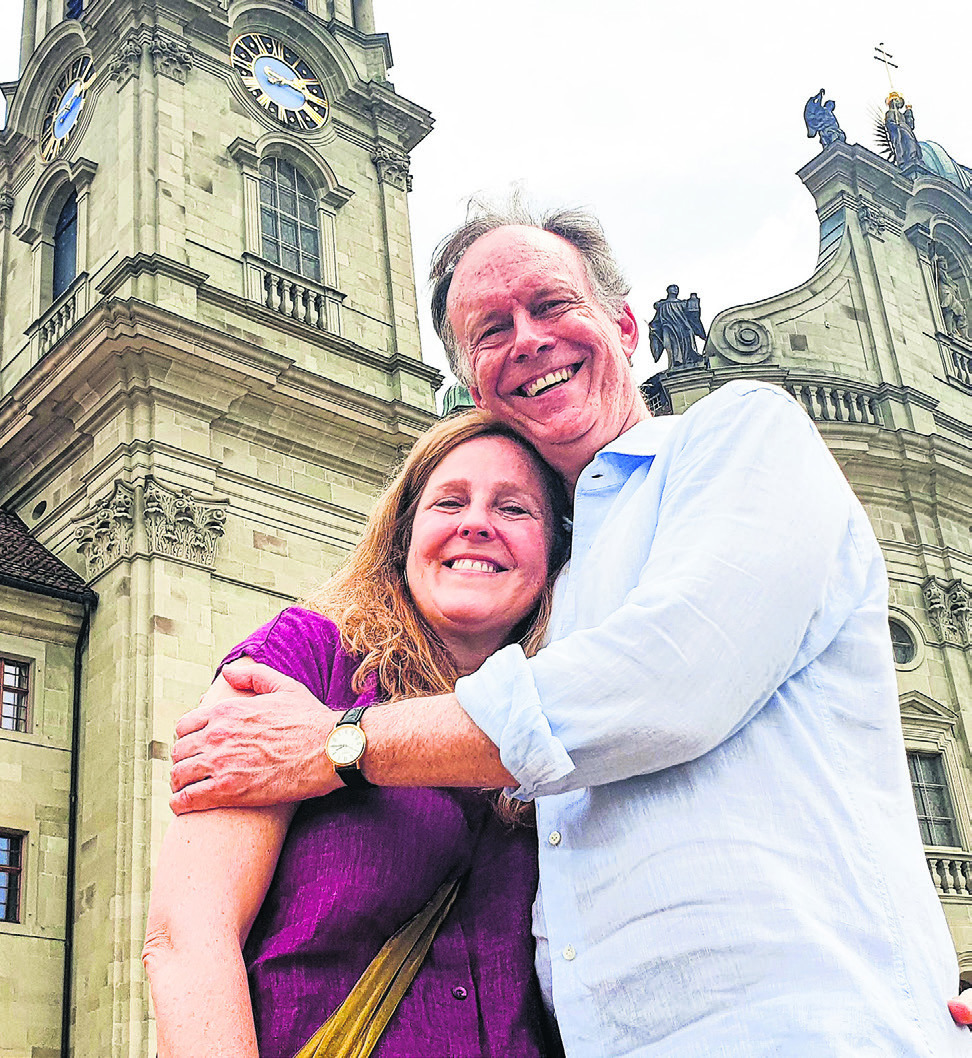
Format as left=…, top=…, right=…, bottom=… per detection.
left=170, top=661, right=345, bottom=814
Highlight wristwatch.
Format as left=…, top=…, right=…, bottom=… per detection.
left=325, top=705, right=374, bottom=790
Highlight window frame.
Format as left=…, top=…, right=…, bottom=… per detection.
left=0, top=655, right=31, bottom=734
left=52, top=188, right=79, bottom=302
left=908, top=750, right=962, bottom=849
left=258, top=156, right=323, bottom=283
left=0, top=830, right=25, bottom=925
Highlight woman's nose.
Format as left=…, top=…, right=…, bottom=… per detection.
left=459, top=524, right=491, bottom=539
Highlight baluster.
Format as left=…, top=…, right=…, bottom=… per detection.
left=942, top=857, right=958, bottom=895
left=298, top=287, right=310, bottom=325
left=287, top=282, right=299, bottom=319
left=797, top=386, right=814, bottom=418
left=843, top=391, right=857, bottom=422
left=314, top=292, right=325, bottom=330
left=829, top=389, right=843, bottom=421
left=928, top=857, right=944, bottom=893
left=954, top=857, right=970, bottom=896
left=812, top=387, right=826, bottom=420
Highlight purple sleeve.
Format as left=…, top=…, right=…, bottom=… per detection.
left=216, top=606, right=365, bottom=710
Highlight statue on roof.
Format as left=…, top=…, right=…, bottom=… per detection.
left=648, top=286, right=707, bottom=370
left=882, top=92, right=923, bottom=168
left=933, top=253, right=969, bottom=339
left=804, top=90, right=846, bottom=150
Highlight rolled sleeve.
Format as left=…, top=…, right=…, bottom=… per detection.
left=464, top=383, right=871, bottom=799
left=455, top=644, right=575, bottom=800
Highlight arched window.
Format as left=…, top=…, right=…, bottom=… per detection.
left=67, top=0, right=85, bottom=18
left=52, top=189, right=78, bottom=300
left=259, top=158, right=321, bottom=282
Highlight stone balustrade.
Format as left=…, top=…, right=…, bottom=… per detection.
left=784, top=381, right=883, bottom=426
left=244, top=256, right=344, bottom=336
left=947, top=346, right=972, bottom=388
left=25, top=272, right=89, bottom=362
left=927, top=851, right=972, bottom=897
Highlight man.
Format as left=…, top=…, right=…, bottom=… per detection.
left=171, top=203, right=967, bottom=1055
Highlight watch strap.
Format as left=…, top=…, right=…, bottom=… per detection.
left=333, top=705, right=374, bottom=789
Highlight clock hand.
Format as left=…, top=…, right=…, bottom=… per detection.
left=264, top=69, right=304, bottom=92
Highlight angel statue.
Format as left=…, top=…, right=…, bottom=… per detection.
left=648, top=285, right=707, bottom=369
left=804, top=89, right=846, bottom=150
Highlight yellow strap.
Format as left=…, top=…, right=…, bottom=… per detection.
left=293, top=876, right=462, bottom=1058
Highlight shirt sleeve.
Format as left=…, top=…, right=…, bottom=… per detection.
left=217, top=606, right=342, bottom=705
left=455, top=384, right=873, bottom=799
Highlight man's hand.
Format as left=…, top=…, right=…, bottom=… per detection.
left=169, top=661, right=343, bottom=815
left=949, top=992, right=972, bottom=1027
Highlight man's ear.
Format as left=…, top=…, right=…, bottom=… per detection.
left=619, top=303, right=639, bottom=361
left=469, top=385, right=486, bottom=408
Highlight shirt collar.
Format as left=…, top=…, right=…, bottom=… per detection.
left=596, top=414, right=683, bottom=461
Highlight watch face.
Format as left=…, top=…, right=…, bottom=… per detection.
left=231, top=34, right=330, bottom=131
left=326, top=724, right=366, bottom=767
left=42, top=56, right=94, bottom=162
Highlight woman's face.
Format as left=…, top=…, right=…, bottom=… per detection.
left=405, top=435, right=554, bottom=672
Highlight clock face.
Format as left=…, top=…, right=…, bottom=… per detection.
left=325, top=725, right=366, bottom=767
left=231, top=34, right=330, bottom=132
left=42, top=56, right=95, bottom=162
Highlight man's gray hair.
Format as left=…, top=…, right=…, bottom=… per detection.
left=429, top=196, right=631, bottom=386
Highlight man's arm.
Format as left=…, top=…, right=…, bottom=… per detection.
left=171, top=385, right=852, bottom=811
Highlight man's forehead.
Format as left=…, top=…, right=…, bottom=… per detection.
left=448, top=225, right=587, bottom=310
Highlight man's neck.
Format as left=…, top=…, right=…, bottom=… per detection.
left=556, top=402, right=652, bottom=490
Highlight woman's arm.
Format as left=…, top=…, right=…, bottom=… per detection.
left=143, top=668, right=297, bottom=1058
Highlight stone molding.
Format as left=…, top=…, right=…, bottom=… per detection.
left=856, top=200, right=896, bottom=239
left=74, top=478, right=227, bottom=577
left=923, top=577, right=972, bottom=646
left=107, top=31, right=193, bottom=86
left=74, top=481, right=135, bottom=576
left=149, top=34, right=194, bottom=84
left=372, top=145, right=412, bottom=192
left=0, top=190, right=13, bottom=231
left=107, top=33, right=144, bottom=86
left=143, top=477, right=226, bottom=566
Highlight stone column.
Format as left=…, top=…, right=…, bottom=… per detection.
left=352, top=0, right=376, bottom=33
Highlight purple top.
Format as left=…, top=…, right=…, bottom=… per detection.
left=220, top=607, right=553, bottom=1058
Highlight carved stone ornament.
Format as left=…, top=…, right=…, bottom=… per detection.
left=143, top=477, right=226, bottom=567
left=923, top=577, right=971, bottom=645
left=74, top=481, right=136, bottom=576
left=857, top=201, right=889, bottom=239
left=149, top=34, right=193, bottom=83
left=108, top=34, right=144, bottom=84
left=0, top=190, right=13, bottom=232
left=373, top=146, right=412, bottom=192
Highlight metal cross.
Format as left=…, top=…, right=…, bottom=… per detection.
left=874, top=44, right=899, bottom=92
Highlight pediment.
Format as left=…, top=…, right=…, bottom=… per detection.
left=899, top=690, right=957, bottom=725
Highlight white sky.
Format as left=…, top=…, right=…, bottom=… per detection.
left=2, top=1, right=969, bottom=390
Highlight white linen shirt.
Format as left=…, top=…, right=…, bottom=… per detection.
left=456, top=381, right=966, bottom=1057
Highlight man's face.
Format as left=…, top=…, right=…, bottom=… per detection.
left=447, top=226, right=645, bottom=483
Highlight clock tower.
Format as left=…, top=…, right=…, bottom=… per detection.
left=0, top=1, right=438, bottom=1054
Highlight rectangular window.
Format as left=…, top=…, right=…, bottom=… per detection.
left=0, top=832, right=24, bottom=923
left=908, top=751, right=961, bottom=847
left=0, top=658, right=29, bottom=733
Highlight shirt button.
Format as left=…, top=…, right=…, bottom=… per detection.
left=452, top=986, right=468, bottom=1000
left=548, top=831, right=562, bottom=846
left=562, top=944, right=576, bottom=961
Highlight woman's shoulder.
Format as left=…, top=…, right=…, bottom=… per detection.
left=219, top=607, right=358, bottom=705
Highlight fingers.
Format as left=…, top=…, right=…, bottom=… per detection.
left=174, top=704, right=212, bottom=740
left=169, top=779, right=221, bottom=816
left=221, top=660, right=299, bottom=696
left=948, top=996, right=972, bottom=1026
left=170, top=752, right=212, bottom=794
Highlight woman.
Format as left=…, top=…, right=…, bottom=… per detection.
left=143, top=410, right=570, bottom=1058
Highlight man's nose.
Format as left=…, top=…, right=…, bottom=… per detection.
left=511, top=312, right=552, bottom=363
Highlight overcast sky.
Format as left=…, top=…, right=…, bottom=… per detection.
left=2, top=1, right=969, bottom=389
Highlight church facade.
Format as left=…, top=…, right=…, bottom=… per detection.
left=0, top=1, right=439, bottom=1054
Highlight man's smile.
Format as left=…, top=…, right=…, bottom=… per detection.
left=516, top=362, right=583, bottom=398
